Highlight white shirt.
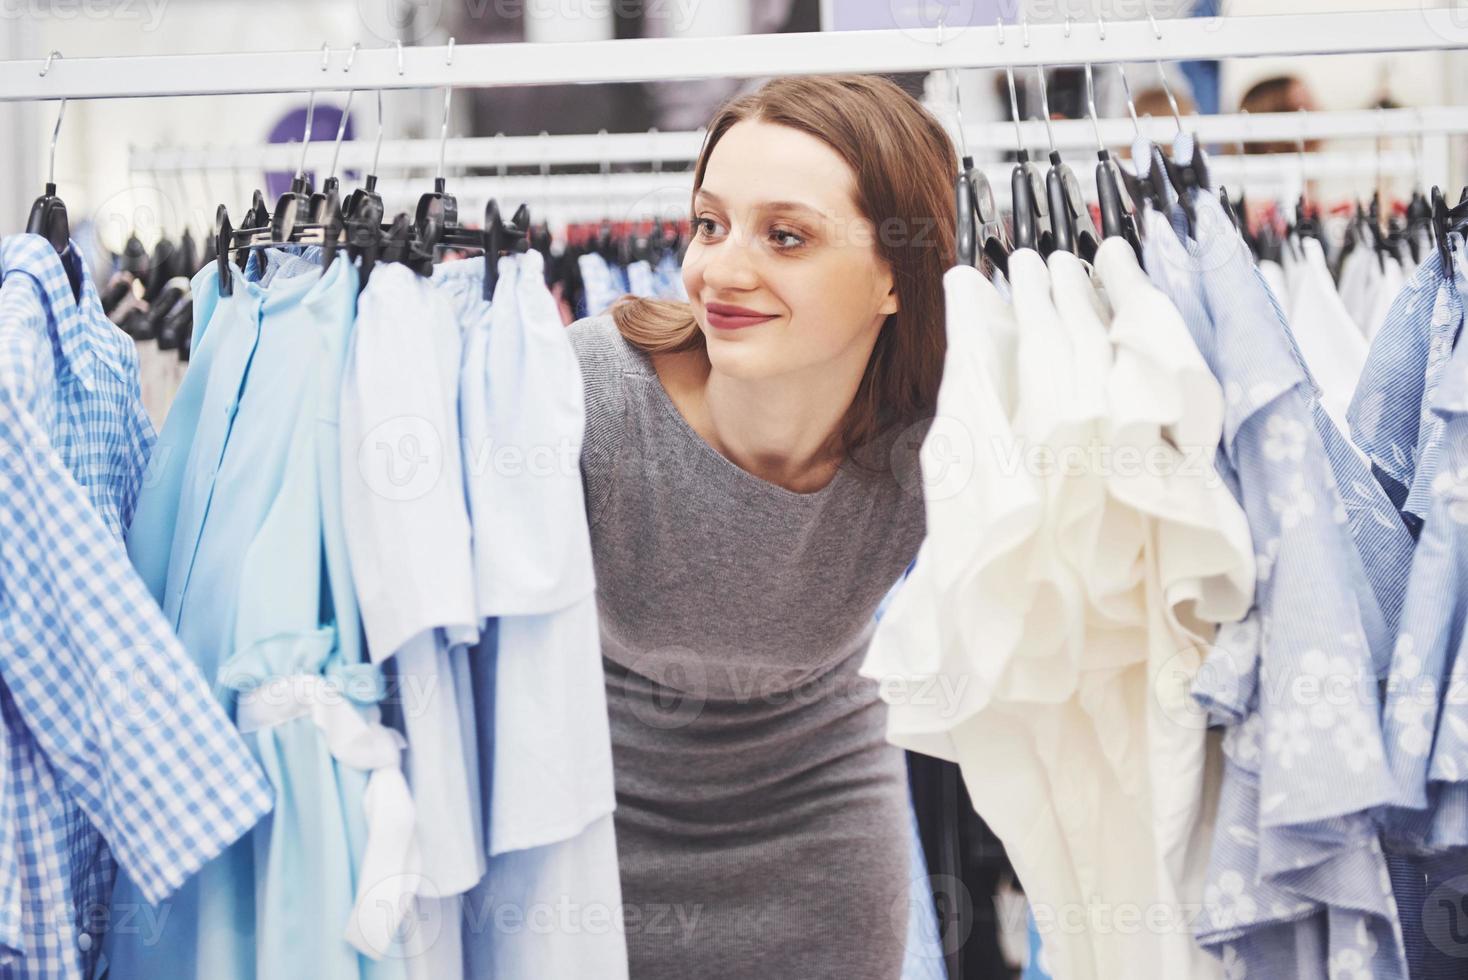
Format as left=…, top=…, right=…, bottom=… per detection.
left=1365, top=253, right=1405, bottom=341
left=1336, top=243, right=1381, bottom=337
left=1096, top=236, right=1255, bottom=980
left=869, top=247, right=1254, bottom=980
left=1282, top=237, right=1368, bottom=438
left=862, top=264, right=1042, bottom=760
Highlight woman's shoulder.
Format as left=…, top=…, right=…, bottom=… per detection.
left=567, top=313, right=654, bottom=383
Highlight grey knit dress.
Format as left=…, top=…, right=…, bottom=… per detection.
left=567, top=315, right=928, bottom=980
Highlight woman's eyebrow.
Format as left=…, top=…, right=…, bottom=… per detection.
left=695, top=189, right=827, bottom=218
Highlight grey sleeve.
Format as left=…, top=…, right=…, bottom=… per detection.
left=568, top=314, right=628, bottom=529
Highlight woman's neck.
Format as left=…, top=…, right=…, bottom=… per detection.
left=655, top=342, right=869, bottom=494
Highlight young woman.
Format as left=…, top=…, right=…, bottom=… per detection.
left=568, top=73, right=957, bottom=979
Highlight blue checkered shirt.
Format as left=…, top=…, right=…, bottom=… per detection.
left=0, top=234, right=273, bottom=979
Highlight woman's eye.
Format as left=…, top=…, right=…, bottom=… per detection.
left=694, top=217, right=724, bottom=238
left=771, top=228, right=805, bottom=249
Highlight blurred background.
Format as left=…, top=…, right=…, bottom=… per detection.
left=3, top=0, right=1466, bottom=256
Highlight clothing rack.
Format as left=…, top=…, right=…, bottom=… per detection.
left=123, top=104, right=1458, bottom=234
left=5, top=10, right=1468, bottom=101
left=126, top=107, right=1465, bottom=177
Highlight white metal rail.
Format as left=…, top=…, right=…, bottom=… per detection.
left=8, top=10, right=1468, bottom=102
left=127, top=108, right=1467, bottom=175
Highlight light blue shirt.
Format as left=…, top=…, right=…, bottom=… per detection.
left=105, top=256, right=405, bottom=980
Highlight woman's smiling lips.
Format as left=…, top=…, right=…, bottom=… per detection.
left=705, top=301, right=778, bottom=331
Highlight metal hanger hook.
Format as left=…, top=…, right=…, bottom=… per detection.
left=948, top=68, right=970, bottom=159
left=437, top=86, right=453, bottom=183
left=47, top=98, right=67, bottom=187
left=1021, top=10, right=1030, bottom=48
left=1155, top=59, right=1184, bottom=134
left=1236, top=108, right=1249, bottom=191
left=297, top=88, right=319, bottom=180
left=319, top=42, right=330, bottom=71
left=1063, top=15, right=1072, bottom=39
left=1116, top=64, right=1140, bottom=138
left=1296, top=106, right=1308, bottom=204
left=329, top=89, right=355, bottom=182
left=343, top=41, right=360, bottom=73
left=394, top=39, right=404, bottom=76
left=436, top=37, right=456, bottom=183
left=995, top=15, right=1023, bottom=154
left=1035, top=66, right=1056, bottom=154
left=371, top=87, right=384, bottom=176
left=1146, top=0, right=1163, bottom=40
left=38, top=50, right=65, bottom=185
left=1097, top=13, right=1106, bottom=41
left=1084, top=63, right=1104, bottom=154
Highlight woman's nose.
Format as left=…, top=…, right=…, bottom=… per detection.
left=700, top=235, right=760, bottom=291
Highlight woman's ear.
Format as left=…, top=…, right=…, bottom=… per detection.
left=879, top=284, right=900, bottom=317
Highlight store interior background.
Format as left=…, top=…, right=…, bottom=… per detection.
left=1, top=0, right=1465, bottom=258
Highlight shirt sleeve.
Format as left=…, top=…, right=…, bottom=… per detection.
left=0, top=380, right=274, bottom=905
left=566, top=315, right=628, bottom=530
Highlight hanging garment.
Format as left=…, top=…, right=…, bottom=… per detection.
left=1349, top=245, right=1465, bottom=533
left=1337, top=241, right=1384, bottom=337
left=1281, top=236, right=1370, bottom=439
left=1259, top=258, right=1288, bottom=313
left=104, top=256, right=411, bottom=980
left=653, top=251, right=687, bottom=301
left=863, top=263, right=1038, bottom=762
left=1366, top=255, right=1405, bottom=342
left=1377, top=278, right=1468, bottom=848
left=867, top=244, right=1251, bottom=980
left=436, top=251, right=626, bottom=980
left=1141, top=200, right=1408, bottom=980
left=626, top=258, right=656, bottom=298
left=578, top=251, right=622, bottom=316
left=339, top=261, right=484, bottom=979
left=0, top=234, right=273, bottom=980
left=1090, top=237, right=1258, bottom=980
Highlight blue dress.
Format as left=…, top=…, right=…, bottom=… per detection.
left=104, top=257, right=410, bottom=980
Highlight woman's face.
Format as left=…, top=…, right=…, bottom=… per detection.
left=683, top=119, right=899, bottom=382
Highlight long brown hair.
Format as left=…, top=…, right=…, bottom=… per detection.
left=611, top=73, right=957, bottom=461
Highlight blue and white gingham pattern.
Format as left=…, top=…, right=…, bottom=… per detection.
left=1143, top=202, right=1409, bottom=980
left=1348, top=245, right=1464, bottom=529
left=0, top=234, right=273, bottom=979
